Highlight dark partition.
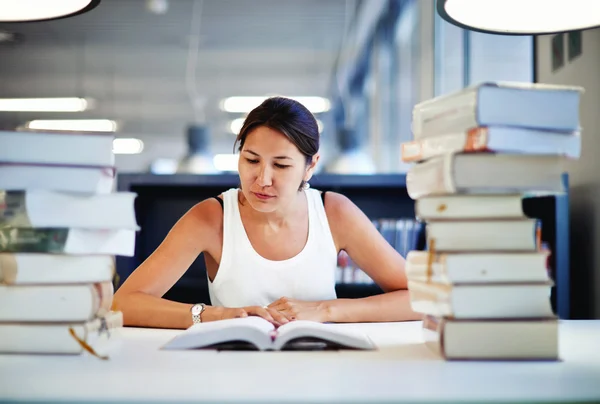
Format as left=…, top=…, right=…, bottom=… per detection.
left=117, top=173, right=571, bottom=318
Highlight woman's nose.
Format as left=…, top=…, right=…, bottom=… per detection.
left=256, top=165, right=272, bottom=186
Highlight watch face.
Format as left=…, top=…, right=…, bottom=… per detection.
left=191, top=304, right=202, bottom=315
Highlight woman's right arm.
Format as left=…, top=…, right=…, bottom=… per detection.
left=113, top=199, right=229, bottom=328
left=112, top=198, right=289, bottom=329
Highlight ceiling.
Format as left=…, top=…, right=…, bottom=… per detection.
left=0, top=0, right=352, bottom=162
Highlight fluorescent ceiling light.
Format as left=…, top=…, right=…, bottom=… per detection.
left=213, top=153, right=239, bottom=172
left=26, top=119, right=117, bottom=132
left=229, top=118, right=324, bottom=134
left=221, top=96, right=331, bottom=114
left=0, top=0, right=101, bottom=22
left=437, top=0, right=600, bottom=35
left=113, top=138, right=144, bottom=155
left=0, top=97, right=90, bottom=112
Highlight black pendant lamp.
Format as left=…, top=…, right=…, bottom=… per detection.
left=0, top=0, right=101, bottom=22
left=437, top=0, right=600, bottom=35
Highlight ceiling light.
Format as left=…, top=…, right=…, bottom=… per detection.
left=213, top=154, right=239, bottom=172
left=0, top=97, right=90, bottom=112
left=113, top=138, right=144, bottom=155
left=437, top=0, right=600, bottom=35
left=0, top=0, right=101, bottom=22
left=230, top=118, right=245, bottom=134
left=26, top=119, right=117, bottom=132
left=221, top=96, right=331, bottom=114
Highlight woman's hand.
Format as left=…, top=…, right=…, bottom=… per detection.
left=202, top=305, right=291, bottom=326
left=267, top=297, right=330, bottom=323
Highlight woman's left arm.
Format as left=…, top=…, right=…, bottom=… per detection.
left=323, top=192, right=423, bottom=323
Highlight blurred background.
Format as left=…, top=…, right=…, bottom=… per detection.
left=0, top=0, right=533, bottom=175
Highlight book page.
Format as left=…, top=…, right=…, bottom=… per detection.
left=162, top=316, right=275, bottom=351
left=273, top=321, right=375, bottom=351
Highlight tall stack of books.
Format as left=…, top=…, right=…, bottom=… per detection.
left=0, top=130, right=138, bottom=357
left=401, top=82, right=583, bottom=360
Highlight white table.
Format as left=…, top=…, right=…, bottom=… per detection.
left=1, top=320, right=600, bottom=403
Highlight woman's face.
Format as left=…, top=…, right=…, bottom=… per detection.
left=238, top=125, right=317, bottom=213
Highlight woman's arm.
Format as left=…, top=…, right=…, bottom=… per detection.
left=323, top=192, right=422, bottom=323
left=113, top=198, right=291, bottom=328
left=113, top=198, right=227, bottom=328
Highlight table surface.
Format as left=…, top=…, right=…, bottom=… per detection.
left=1, top=320, right=600, bottom=403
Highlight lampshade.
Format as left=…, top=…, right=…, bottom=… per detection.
left=437, top=0, right=600, bottom=35
left=0, top=0, right=101, bottom=22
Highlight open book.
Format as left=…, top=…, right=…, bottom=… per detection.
left=161, top=317, right=376, bottom=351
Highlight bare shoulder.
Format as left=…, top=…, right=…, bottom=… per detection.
left=179, top=195, right=224, bottom=234
left=321, top=191, right=366, bottom=250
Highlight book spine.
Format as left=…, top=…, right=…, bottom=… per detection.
left=402, top=128, right=489, bottom=163
left=0, top=190, right=32, bottom=227
left=412, top=88, right=479, bottom=139
left=0, top=228, right=70, bottom=253
left=406, top=154, right=456, bottom=199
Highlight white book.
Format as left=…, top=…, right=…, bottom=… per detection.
left=412, top=82, right=583, bottom=139
left=405, top=251, right=550, bottom=284
left=0, top=311, right=123, bottom=355
left=0, top=130, right=114, bottom=166
left=0, top=190, right=139, bottom=230
left=0, top=282, right=114, bottom=322
left=401, top=126, right=581, bottom=163
left=162, top=317, right=376, bottom=351
left=415, top=194, right=526, bottom=220
left=0, top=227, right=136, bottom=256
left=408, top=280, right=554, bottom=319
left=425, top=219, right=540, bottom=252
left=423, top=316, right=558, bottom=360
left=0, top=163, right=115, bottom=194
left=406, top=153, right=565, bottom=199
left=0, top=254, right=115, bottom=285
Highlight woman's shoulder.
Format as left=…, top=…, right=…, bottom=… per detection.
left=318, top=190, right=357, bottom=220
left=184, top=192, right=229, bottom=229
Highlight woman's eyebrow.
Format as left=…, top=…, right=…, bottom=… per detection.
left=244, top=149, right=292, bottom=160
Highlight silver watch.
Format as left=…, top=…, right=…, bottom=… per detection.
left=190, top=303, right=206, bottom=324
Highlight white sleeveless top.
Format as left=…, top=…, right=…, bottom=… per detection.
left=207, top=188, right=338, bottom=308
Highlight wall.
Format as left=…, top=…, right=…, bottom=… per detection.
left=536, top=28, right=600, bottom=318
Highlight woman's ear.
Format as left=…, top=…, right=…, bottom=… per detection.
left=304, top=153, right=320, bottom=182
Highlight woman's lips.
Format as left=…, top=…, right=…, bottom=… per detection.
left=252, top=192, right=275, bottom=200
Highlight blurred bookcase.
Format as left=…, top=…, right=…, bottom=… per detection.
left=116, top=172, right=571, bottom=318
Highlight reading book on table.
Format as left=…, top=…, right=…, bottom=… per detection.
left=162, top=317, right=376, bottom=351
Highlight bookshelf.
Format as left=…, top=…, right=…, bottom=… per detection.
left=116, top=172, right=571, bottom=318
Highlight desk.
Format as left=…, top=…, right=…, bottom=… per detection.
left=1, top=320, right=600, bottom=403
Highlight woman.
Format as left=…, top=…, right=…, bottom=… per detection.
left=114, top=97, right=421, bottom=328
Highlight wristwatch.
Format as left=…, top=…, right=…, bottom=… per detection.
left=190, top=303, right=206, bottom=325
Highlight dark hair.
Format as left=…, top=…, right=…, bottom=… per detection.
left=233, top=96, right=320, bottom=166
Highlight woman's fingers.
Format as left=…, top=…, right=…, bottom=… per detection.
left=266, top=308, right=292, bottom=324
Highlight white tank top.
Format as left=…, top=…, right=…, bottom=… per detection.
left=207, top=188, right=338, bottom=308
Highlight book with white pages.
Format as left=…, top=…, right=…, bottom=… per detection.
left=0, top=130, right=114, bottom=167
left=415, top=194, right=527, bottom=220
left=0, top=310, right=123, bottom=355
left=0, top=227, right=136, bottom=256
left=408, top=280, right=555, bottom=319
left=162, top=317, right=376, bottom=351
left=411, top=82, right=583, bottom=139
left=425, top=219, right=540, bottom=252
left=406, top=153, right=565, bottom=199
left=0, top=162, right=115, bottom=194
left=0, top=281, right=114, bottom=322
left=401, top=126, right=581, bottom=163
left=405, top=251, right=550, bottom=284
left=0, top=190, right=139, bottom=230
left=422, top=315, right=559, bottom=361
left=0, top=253, right=115, bottom=285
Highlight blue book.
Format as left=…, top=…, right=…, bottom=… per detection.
left=412, top=82, right=583, bottom=139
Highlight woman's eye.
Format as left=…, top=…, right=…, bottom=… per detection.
left=274, top=164, right=290, bottom=169
left=245, top=159, right=259, bottom=164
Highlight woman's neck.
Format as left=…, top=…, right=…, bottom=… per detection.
left=239, top=190, right=307, bottom=231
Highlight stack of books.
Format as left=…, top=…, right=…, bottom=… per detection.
left=401, top=82, right=583, bottom=360
left=0, top=130, right=138, bottom=357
